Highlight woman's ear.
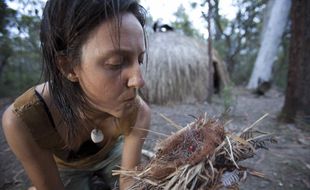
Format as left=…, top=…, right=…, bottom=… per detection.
left=67, top=73, right=78, bottom=82
left=57, top=55, right=79, bottom=82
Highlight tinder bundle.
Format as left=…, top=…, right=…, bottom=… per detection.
left=114, top=113, right=276, bottom=190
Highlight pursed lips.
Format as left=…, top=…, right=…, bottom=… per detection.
left=123, top=96, right=136, bottom=102
left=121, top=92, right=136, bottom=102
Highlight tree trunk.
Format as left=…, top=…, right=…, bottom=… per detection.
left=206, top=0, right=214, bottom=102
left=281, top=0, right=310, bottom=125
left=0, top=55, right=8, bottom=77
left=213, top=0, right=221, bottom=41
left=247, top=0, right=291, bottom=89
left=260, top=0, right=275, bottom=41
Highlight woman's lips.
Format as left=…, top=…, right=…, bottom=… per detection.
left=123, top=96, right=136, bottom=102
left=122, top=91, right=136, bottom=102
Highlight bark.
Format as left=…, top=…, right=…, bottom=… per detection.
left=206, top=0, right=214, bottom=102
left=213, top=0, right=221, bottom=41
left=247, top=0, right=291, bottom=89
left=0, top=56, right=8, bottom=77
left=0, top=44, right=11, bottom=78
left=281, top=0, right=310, bottom=125
left=260, top=0, right=275, bottom=41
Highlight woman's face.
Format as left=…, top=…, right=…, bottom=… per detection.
left=73, top=13, right=145, bottom=118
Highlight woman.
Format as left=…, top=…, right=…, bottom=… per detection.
left=1, top=0, right=150, bottom=189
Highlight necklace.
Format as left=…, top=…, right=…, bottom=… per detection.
left=91, top=128, right=104, bottom=143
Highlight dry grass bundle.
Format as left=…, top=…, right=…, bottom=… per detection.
left=113, top=113, right=276, bottom=189
left=142, top=32, right=212, bottom=104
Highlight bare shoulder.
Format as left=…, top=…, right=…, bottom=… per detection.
left=2, top=104, right=33, bottom=151
left=2, top=103, right=47, bottom=160
left=2, top=83, right=48, bottom=142
left=2, top=104, right=24, bottom=137
left=2, top=103, right=36, bottom=163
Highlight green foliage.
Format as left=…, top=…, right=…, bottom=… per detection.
left=231, top=51, right=256, bottom=85
left=219, top=0, right=265, bottom=67
left=0, top=1, right=17, bottom=35
left=273, top=32, right=290, bottom=90
left=0, top=62, right=41, bottom=97
left=221, top=84, right=235, bottom=111
left=0, top=0, right=43, bottom=97
left=209, top=0, right=288, bottom=88
left=0, top=1, right=17, bottom=75
left=171, top=5, right=202, bottom=38
left=199, top=0, right=280, bottom=86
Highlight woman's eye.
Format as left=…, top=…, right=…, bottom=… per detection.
left=106, top=64, right=122, bottom=70
left=104, top=56, right=124, bottom=70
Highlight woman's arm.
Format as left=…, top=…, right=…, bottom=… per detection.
left=2, top=105, right=65, bottom=190
left=119, top=98, right=151, bottom=190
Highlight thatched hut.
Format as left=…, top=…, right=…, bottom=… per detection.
left=141, top=32, right=230, bottom=105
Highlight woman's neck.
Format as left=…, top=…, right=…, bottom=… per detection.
left=35, top=82, right=112, bottom=129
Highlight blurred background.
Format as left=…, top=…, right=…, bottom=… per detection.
left=0, top=0, right=290, bottom=94
left=1, top=0, right=308, bottom=124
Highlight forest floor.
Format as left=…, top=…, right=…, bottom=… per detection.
left=0, top=87, right=309, bottom=190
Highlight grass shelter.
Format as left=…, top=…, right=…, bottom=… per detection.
left=141, top=32, right=230, bottom=104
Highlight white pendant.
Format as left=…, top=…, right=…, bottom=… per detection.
left=91, top=129, right=104, bottom=143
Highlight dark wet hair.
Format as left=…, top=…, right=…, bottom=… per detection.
left=40, top=0, right=146, bottom=149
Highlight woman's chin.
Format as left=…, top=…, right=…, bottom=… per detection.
left=94, top=100, right=137, bottom=119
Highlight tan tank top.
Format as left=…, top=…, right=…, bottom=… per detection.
left=13, top=87, right=138, bottom=169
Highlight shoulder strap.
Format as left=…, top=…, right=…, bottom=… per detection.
left=13, top=87, right=65, bottom=150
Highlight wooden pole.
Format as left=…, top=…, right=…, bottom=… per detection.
left=207, top=0, right=213, bottom=102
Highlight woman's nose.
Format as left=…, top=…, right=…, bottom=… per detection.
left=127, top=63, right=145, bottom=89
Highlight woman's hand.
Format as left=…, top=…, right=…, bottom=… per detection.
left=119, top=97, right=151, bottom=190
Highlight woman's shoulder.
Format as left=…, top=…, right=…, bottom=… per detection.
left=3, top=83, right=64, bottom=149
left=13, top=83, right=51, bottom=117
left=2, top=85, right=39, bottom=138
left=2, top=104, right=31, bottom=151
left=2, top=104, right=21, bottom=131
left=13, top=87, right=38, bottom=114
left=1, top=86, right=40, bottom=131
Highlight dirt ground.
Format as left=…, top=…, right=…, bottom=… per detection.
left=0, top=87, right=309, bottom=190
